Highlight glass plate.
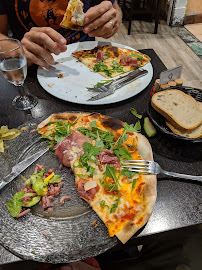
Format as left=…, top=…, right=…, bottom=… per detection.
left=0, top=117, right=117, bottom=264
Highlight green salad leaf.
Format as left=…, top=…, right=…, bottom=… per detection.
left=7, top=191, right=24, bottom=217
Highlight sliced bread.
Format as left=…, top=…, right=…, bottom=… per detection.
left=151, top=90, right=202, bottom=131
left=166, top=121, right=202, bottom=139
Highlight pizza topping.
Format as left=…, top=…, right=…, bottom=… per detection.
left=119, top=57, right=139, bottom=67
left=76, top=178, right=99, bottom=201
left=84, top=180, right=97, bottom=191
left=98, top=149, right=120, bottom=167
left=55, top=130, right=91, bottom=167
left=95, top=49, right=108, bottom=62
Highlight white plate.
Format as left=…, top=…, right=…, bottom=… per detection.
left=37, top=41, right=153, bottom=105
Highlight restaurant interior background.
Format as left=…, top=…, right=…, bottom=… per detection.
left=0, top=0, right=202, bottom=269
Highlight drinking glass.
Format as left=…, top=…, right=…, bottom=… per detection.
left=0, top=38, right=38, bottom=110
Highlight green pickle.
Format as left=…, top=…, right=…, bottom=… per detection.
left=144, top=117, right=156, bottom=137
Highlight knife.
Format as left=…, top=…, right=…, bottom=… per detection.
left=87, top=69, right=148, bottom=101
left=0, top=147, right=48, bottom=190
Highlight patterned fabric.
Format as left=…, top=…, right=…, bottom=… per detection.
left=0, top=0, right=115, bottom=43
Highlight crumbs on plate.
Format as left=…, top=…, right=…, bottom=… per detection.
left=58, top=73, right=64, bottom=78
left=47, top=83, right=55, bottom=87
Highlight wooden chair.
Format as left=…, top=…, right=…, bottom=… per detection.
left=121, top=0, right=161, bottom=35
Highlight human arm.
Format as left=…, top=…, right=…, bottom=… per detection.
left=83, top=0, right=122, bottom=39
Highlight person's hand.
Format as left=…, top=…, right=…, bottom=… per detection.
left=21, top=27, right=67, bottom=67
left=83, top=1, right=119, bottom=39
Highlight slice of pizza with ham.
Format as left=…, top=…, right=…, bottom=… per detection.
left=72, top=45, right=151, bottom=78
left=60, top=0, right=85, bottom=31
left=37, top=112, right=157, bottom=244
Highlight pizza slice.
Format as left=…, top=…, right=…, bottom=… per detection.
left=60, top=0, right=85, bottom=31
left=72, top=45, right=151, bottom=78
left=38, top=112, right=157, bottom=244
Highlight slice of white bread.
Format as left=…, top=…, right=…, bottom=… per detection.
left=151, top=89, right=202, bottom=131
left=165, top=102, right=202, bottom=139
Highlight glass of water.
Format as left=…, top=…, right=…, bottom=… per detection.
left=0, top=38, right=37, bottom=110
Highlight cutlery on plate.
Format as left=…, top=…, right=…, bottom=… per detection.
left=87, top=69, right=148, bottom=101
left=86, top=68, right=147, bottom=93
left=0, top=148, right=48, bottom=190
left=122, top=160, right=202, bottom=182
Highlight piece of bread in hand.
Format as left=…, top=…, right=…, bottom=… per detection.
left=165, top=102, right=202, bottom=139
left=60, top=0, right=85, bottom=31
left=151, top=89, right=202, bottom=131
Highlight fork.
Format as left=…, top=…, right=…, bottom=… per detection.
left=86, top=68, right=146, bottom=93
left=122, top=160, right=202, bottom=182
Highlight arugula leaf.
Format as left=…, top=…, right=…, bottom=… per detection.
left=129, top=54, right=143, bottom=61
left=131, top=178, right=137, bottom=193
left=40, top=120, right=76, bottom=149
left=124, top=122, right=141, bottom=133
left=111, top=61, right=124, bottom=73
left=93, top=62, right=113, bottom=77
left=130, top=108, right=142, bottom=119
left=105, top=50, right=110, bottom=57
left=7, top=191, right=24, bottom=217
left=121, top=169, right=136, bottom=179
left=106, top=165, right=117, bottom=181
left=100, top=200, right=109, bottom=209
left=93, top=79, right=113, bottom=88
left=110, top=196, right=120, bottom=214
left=114, top=147, right=132, bottom=160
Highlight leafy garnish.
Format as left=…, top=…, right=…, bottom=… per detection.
left=93, top=79, right=113, bottom=88
left=110, top=196, right=120, bottom=214
left=40, top=120, right=76, bottom=150
left=6, top=191, right=24, bottom=217
left=121, top=169, right=136, bottom=179
left=129, top=54, right=143, bottom=61
left=111, top=61, right=124, bottom=73
left=130, top=108, right=142, bottom=119
left=0, top=125, right=22, bottom=152
left=105, top=50, right=110, bottom=57
left=93, top=62, right=113, bottom=77
left=114, top=147, right=132, bottom=160
left=131, top=178, right=137, bottom=193
left=100, top=200, right=109, bottom=209
left=124, top=122, right=141, bottom=133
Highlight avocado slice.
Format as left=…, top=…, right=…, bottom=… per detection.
left=23, top=196, right=41, bottom=207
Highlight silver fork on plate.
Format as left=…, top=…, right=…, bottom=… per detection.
left=122, top=160, right=202, bottom=182
left=86, top=68, right=146, bottom=93
left=85, top=69, right=148, bottom=100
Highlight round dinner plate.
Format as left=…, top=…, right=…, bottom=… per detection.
left=0, top=118, right=118, bottom=264
left=147, top=86, right=202, bottom=143
left=37, top=41, right=153, bottom=105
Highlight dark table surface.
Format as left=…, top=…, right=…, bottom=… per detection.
left=0, top=49, right=201, bottom=265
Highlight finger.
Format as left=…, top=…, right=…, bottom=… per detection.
left=25, top=31, right=62, bottom=56
left=84, top=1, right=112, bottom=25
left=24, top=49, right=49, bottom=68
left=21, top=38, right=55, bottom=65
left=84, top=8, right=116, bottom=34
left=88, top=18, right=117, bottom=37
left=102, top=23, right=119, bottom=39
left=31, top=27, right=66, bottom=45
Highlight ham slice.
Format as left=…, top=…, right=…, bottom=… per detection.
left=119, top=57, right=139, bottom=67
left=98, top=149, right=120, bottom=168
left=96, top=49, right=107, bottom=62
left=55, top=130, right=91, bottom=167
left=76, top=179, right=99, bottom=202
